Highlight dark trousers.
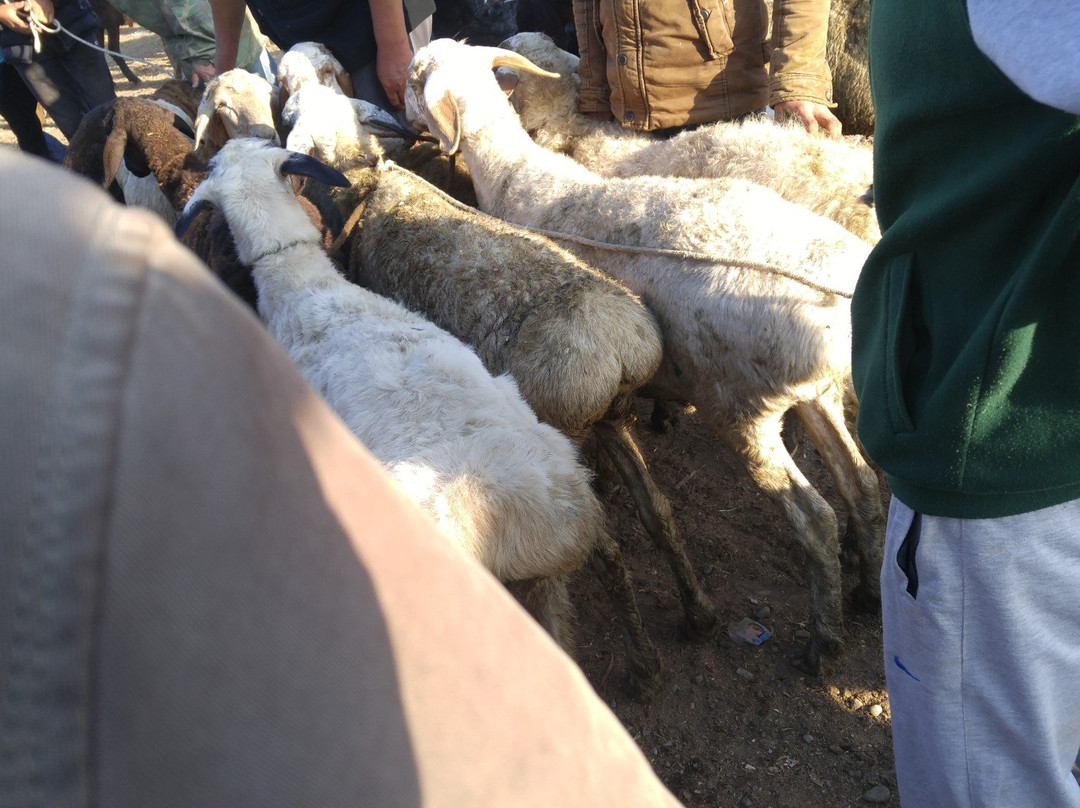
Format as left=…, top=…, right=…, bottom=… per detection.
left=0, top=61, right=48, bottom=156
left=349, top=16, right=432, bottom=125
left=7, top=28, right=115, bottom=139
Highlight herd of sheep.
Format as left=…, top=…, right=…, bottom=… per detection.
left=62, top=33, right=884, bottom=699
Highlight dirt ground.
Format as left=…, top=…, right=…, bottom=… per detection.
left=2, top=24, right=898, bottom=808
left=575, top=400, right=895, bottom=808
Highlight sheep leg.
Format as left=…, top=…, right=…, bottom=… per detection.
left=715, top=411, right=845, bottom=675
left=592, top=421, right=718, bottom=641
left=589, top=532, right=664, bottom=700
left=648, top=397, right=693, bottom=434
left=507, top=576, right=575, bottom=654
left=105, top=21, right=140, bottom=85
left=793, top=391, right=885, bottom=614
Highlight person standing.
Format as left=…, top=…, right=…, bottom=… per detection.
left=0, top=0, right=114, bottom=140
left=850, top=0, right=1080, bottom=805
left=108, top=0, right=274, bottom=87
left=0, top=53, right=65, bottom=159
left=208, top=0, right=435, bottom=117
left=572, top=0, right=842, bottom=136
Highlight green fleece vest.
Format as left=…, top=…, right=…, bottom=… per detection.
left=851, top=0, right=1080, bottom=518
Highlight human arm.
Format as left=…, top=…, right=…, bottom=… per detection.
left=0, top=149, right=683, bottom=808
left=769, top=0, right=842, bottom=137
left=967, top=0, right=1080, bottom=114
left=208, top=0, right=246, bottom=73
left=369, top=0, right=412, bottom=108
left=572, top=0, right=612, bottom=118
left=0, top=2, right=32, bottom=34
left=0, top=0, right=52, bottom=34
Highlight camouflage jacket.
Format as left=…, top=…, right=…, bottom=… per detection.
left=108, top=0, right=266, bottom=79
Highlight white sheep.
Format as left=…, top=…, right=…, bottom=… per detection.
left=177, top=138, right=617, bottom=663
left=497, top=32, right=879, bottom=244
left=281, top=83, right=406, bottom=166
left=193, top=68, right=279, bottom=160
left=337, top=158, right=726, bottom=690
left=276, top=41, right=354, bottom=97
left=273, top=41, right=355, bottom=132
left=405, top=39, right=886, bottom=674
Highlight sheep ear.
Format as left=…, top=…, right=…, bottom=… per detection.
left=102, top=129, right=128, bottom=190
left=280, top=152, right=350, bottom=187
left=335, top=68, right=353, bottom=98
left=490, top=51, right=560, bottom=79
left=193, top=113, right=210, bottom=151
left=175, top=198, right=212, bottom=240
left=426, top=89, right=461, bottom=155
left=195, top=110, right=230, bottom=160
left=273, top=82, right=289, bottom=131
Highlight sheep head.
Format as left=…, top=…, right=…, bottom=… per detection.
left=405, top=39, right=558, bottom=154
left=194, top=69, right=278, bottom=160
left=278, top=83, right=411, bottom=166
left=274, top=41, right=354, bottom=124
left=176, top=139, right=349, bottom=266
left=497, top=33, right=581, bottom=138
left=278, top=42, right=353, bottom=96
left=101, top=98, right=200, bottom=191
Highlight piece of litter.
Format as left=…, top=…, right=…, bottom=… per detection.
left=727, top=617, right=772, bottom=646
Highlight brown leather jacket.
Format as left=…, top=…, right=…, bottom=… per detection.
left=573, top=0, right=835, bottom=130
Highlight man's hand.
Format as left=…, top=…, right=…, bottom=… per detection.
left=27, top=0, right=53, bottom=24
left=191, top=62, right=217, bottom=88
left=773, top=100, right=843, bottom=138
left=375, top=39, right=412, bottom=108
left=0, top=2, right=33, bottom=34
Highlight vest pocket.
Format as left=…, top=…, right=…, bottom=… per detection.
left=883, top=252, right=918, bottom=434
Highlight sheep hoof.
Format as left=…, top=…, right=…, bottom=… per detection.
left=650, top=412, right=676, bottom=434
left=849, top=582, right=881, bottom=615
left=792, top=632, right=845, bottom=676
left=630, top=665, right=664, bottom=703
left=649, top=400, right=679, bottom=434
left=678, top=607, right=719, bottom=643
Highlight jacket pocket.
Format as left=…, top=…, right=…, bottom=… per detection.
left=688, top=0, right=735, bottom=61
left=883, top=252, right=919, bottom=434
left=895, top=511, right=921, bottom=598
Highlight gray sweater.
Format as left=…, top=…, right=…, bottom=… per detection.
left=968, top=0, right=1080, bottom=113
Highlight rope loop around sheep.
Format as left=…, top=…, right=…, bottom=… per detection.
left=380, top=162, right=855, bottom=299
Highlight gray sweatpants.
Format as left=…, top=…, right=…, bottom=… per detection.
left=883, top=497, right=1080, bottom=807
